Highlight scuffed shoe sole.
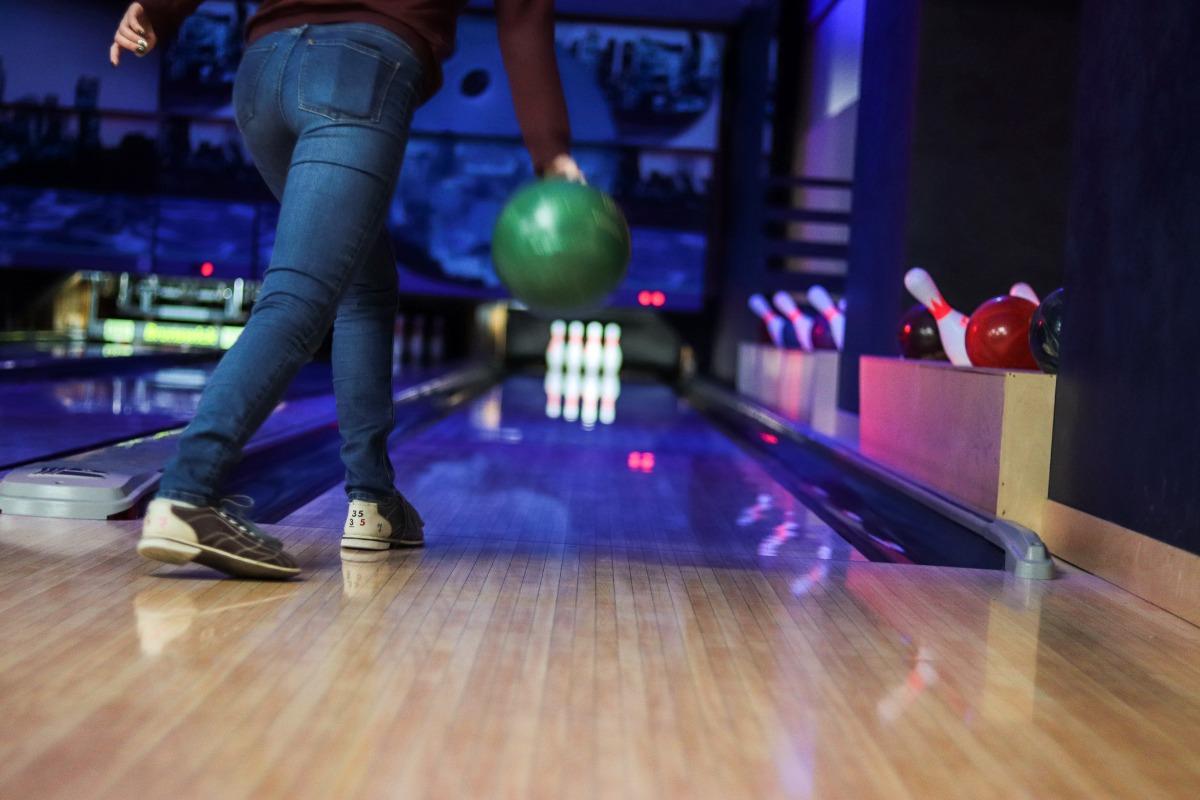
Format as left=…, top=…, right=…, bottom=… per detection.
left=138, top=536, right=300, bottom=580
left=340, top=533, right=423, bottom=551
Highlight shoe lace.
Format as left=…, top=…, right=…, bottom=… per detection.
left=216, top=495, right=283, bottom=547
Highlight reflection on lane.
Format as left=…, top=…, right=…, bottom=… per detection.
left=366, top=374, right=862, bottom=565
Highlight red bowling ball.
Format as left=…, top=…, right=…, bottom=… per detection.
left=964, top=295, right=1040, bottom=369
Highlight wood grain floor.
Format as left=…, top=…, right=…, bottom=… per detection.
left=2, top=514, right=1200, bottom=800
left=4, top=378, right=1200, bottom=799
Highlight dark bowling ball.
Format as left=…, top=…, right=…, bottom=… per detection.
left=1029, top=287, right=1064, bottom=374
left=965, top=295, right=1039, bottom=369
left=811, top=316, right=838, bottom=350
left=492, top=179, right=631, bottom=315
left=897, top=303, right=946, bottom=360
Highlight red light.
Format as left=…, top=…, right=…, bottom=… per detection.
left=627, top=451, right=655, bottom=472
left=200, top=261, right=215, bottom=277
left=651, top=291, right=666, bottom=307
left=637, top=290, right=651, bottom=306
left=760, top=432, right=779, bottom=445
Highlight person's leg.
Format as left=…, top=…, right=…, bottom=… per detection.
left=332, top=203, right=427, bottom=553
left=144, top=24, right=425, bottom=577
left=155, top=30, right=298, bottom=508
left=331, top=229, right=399, bottom=502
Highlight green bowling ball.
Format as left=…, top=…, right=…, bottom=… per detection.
left=492, top=179, right=631, bottom=314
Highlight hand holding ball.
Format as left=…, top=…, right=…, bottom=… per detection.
left=492, top=179, right=631, bottom=315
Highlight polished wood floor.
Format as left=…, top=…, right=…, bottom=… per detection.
left=3, top=514, right=1200, bottom=799
left=4, top=380, right=1200, bottom=798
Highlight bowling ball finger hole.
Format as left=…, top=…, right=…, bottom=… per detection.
left=460, top=69, right=491, bottom=98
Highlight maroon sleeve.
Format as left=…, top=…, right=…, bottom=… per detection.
left=495, top=0, right=571, bottom=174
left=138, top=0, right=207, bottom=41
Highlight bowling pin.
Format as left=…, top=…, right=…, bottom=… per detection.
left=806, top=285, right=845, bottom=351
left=546, top=319, right=566, bottom=371
left=565, top=320, right=584, bottom=375
left=599, top=371, right=620, bottom=425
left=584, top=321, right=604, bottom=373
left=904, top=267, right=971, bottom=367
left=581, top=370, right=600, bottom=429
left=748, top=294, right=786, bottom=348
left=1009, top=282, right=1039, bottom=305
left=563, top=368, right=581, bottom=422
left=544, top=367, right=563, bottom=419
left=771, top=291, right=814, bottom=352
left=602, top=322, right=622, bottom=374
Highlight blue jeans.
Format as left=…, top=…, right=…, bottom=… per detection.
left=158, top=23, right=423, bottom=507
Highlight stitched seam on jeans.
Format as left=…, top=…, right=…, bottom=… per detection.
left=319, top=24, right=421, bottom=61
left=298, top=40, right=393, bottom=122
left=243, top=42, right=278, bottom=57
left=372, top=61, right=403, bottom=124
left=236, top=42, right=277, bottom=125
left=276, top=29, right=303, bottom=127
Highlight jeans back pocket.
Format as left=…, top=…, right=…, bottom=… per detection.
left=298, top=40, right=398, bottom=123
left=233, top=42, right=278, bottom=128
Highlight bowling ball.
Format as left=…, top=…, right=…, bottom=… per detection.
left=896, top=304, right=946, bottom=360
left=965, top=295, right=1039, bottom=369
left=492, top=179, right=631, bottom=314
left=811, top=316, right=838, bottom=350
left=1029, top=287, right=1064, bottom=374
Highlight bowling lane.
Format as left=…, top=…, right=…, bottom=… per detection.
left=0, top=361, right=335, bottom=470
left=282, top=374, right=863, bottom=564
left=0, top=340, right=218, bottom=377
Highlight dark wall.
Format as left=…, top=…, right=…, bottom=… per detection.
left=840, top=0, right=1080, bottom=410
left=839, top=0, right=921, bottom=410
left=1048, top=1, right=1200, bottom=552
left=710, top=6, right=774, bottom=382
left=906, top=1, right=1079, bottom=309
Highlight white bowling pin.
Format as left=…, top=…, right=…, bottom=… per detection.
left=544, top=366, right=563, bottom=419
left=748, top=294, right=786, bottom=348
left=806, top=285, right=845, bottom=351
left=603, top=322, right=623, bottom=374
left=584, top=321, right=604, bottom=373
left=581, top=370, right=600, bottom=429
left=546, top=319, right=566, bottom=371
left=565, top=320, right=584, bottom=374
left=904, top=267, right=971, bottom=366
left=563, top=368, right=581, bottom=422
left=771, top=291, right=814, bottom=352
left=599, top=372, right=620, bottom=425
left=1009, top=282, right=1039, bottom=305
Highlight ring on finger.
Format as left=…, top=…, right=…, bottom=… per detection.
left=136, top=37, right=148, bottom=55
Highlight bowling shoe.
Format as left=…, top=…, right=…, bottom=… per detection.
left=139, top=497, right=300, bottom=580
left=340, top=493, right=425, bottom=551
